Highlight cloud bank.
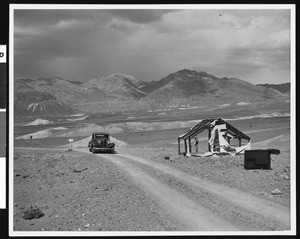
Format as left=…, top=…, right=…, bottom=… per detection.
left=14, top=8, right=291, bottom=84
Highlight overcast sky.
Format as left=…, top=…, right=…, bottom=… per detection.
left=14, top=8, right=291, bottom=84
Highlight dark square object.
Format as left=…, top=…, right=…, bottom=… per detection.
left=244, top=150, right=271, bottom=170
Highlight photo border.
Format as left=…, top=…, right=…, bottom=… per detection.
left=9, top=4, right=296, bottom=237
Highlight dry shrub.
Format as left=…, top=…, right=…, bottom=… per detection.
left=22, top=206, right=44, bottom=220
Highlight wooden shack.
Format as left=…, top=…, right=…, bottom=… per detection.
left=178, top=118, right=251, bottom=156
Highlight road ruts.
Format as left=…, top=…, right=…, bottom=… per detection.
left=77, top=148, right=290, bottom=231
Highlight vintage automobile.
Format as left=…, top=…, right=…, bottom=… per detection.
left=88, top=133, right=115, bottom=154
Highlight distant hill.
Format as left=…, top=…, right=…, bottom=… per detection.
left=14, top=90, right=76, bottom=117
left=14, top=70, right=289, bottom=117
left=256, top=83, right=290, bottom=94
left=83, top=73, right=147, bottom=99
left=142, top=69, right=287, bottom=107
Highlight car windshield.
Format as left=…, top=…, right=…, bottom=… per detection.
left=94, top=134, right=107, bottom=139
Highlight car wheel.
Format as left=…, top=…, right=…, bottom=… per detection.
left=91, top=147, right=96, bottom=154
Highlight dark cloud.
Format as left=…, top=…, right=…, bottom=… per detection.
left=14, top=22, right=96, bottom=60
left=14, top=9, right=111, bottom=27
left=106, top=9, right=175, bottom=24
left=14, top=9, right=174, bottom=30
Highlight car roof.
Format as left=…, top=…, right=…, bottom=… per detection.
left=93, top=133, right=109, bottom=135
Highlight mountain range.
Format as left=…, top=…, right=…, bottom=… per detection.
left=14, top=69, right=290, bottom=117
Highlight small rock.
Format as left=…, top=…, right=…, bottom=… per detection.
left=85, top=224, right=90, bottom=227
left=164, top=156, right=170, bottom=160
left=77, top=228, right=81, bottom=231
left=74, top=167, right=88, bottom=173
left=271, top=189, right=282, bottom=195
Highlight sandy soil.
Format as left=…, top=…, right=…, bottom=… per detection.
left=13, top=149, right=179, bottom=231
left=13, top=117, right=292, bottom=232
left=80, top=149, right=289, bottom=231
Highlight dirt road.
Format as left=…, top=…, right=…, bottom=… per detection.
left=76, top=148, right=290, bottom=231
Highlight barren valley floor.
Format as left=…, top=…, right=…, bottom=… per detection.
left=13, top=117, right=292, bottom=232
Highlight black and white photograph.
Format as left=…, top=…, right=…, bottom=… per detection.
left=9, top=4, right=296, bottom=236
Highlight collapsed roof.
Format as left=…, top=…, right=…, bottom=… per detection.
left=178, top=118, right=251, bottom=156
left=179, top=118, right=250, bottom=141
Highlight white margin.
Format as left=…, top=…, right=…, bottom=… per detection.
left=9, top=3, right=15, bottom=236
left=9, top=4, right=296, bottom=237
left=0, top=158, right=6, bottom=209
left=289, top=4, right=296, bottom=235
left=10, top=4, right=295, bottom=10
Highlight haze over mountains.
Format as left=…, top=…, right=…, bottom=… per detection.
left=14, top=69, right=290, bottom=117
left=256, top=83, right=290, bottom=95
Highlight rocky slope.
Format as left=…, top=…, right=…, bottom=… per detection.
left=144, top=69, right=286, bottom=106
left=257, top=83, right=290, bottom=95
left=14, top=91, right=76, bottom=117
left=83, top=73, right=147, bottom=100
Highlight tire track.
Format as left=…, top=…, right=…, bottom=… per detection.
left=98, top=152, right=239, bottom=231
left=14, top=147, right=290, bottom=229
left=110, top=152, right=290, bottom=229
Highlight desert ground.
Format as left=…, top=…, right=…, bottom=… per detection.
left=13, top=107, right=292, bottom=233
